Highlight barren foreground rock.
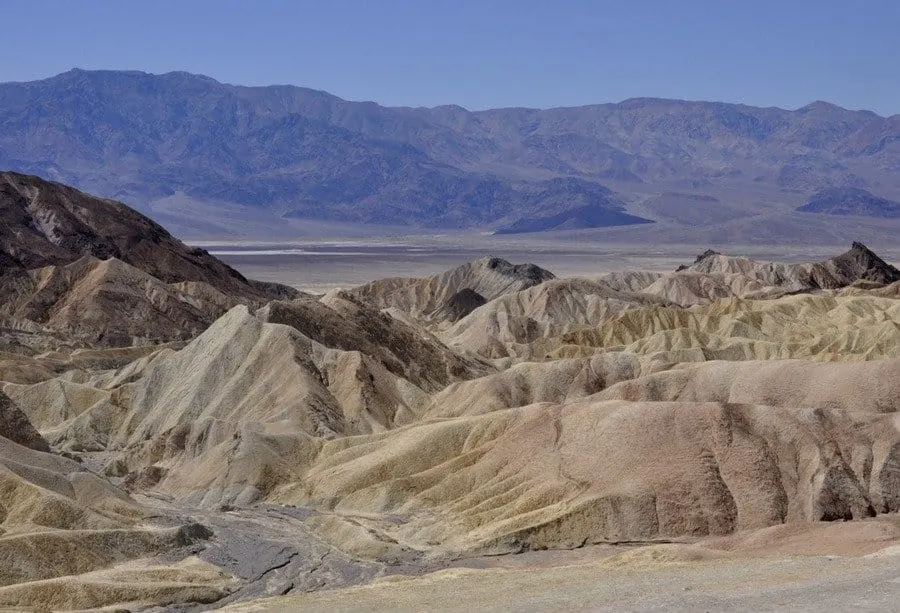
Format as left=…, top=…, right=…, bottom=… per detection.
left=0, top=176, right=898, bottom=610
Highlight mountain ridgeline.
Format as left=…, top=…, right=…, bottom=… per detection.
left=2, top=69, right=900, bottom=235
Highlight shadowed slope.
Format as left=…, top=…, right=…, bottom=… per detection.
left=442, top=277, right=669, bottom=358
left=0, top=256, right=240, bottom=345
left=559, top=293, right=900, bottom=362
left=798, top=187, right=900, bottom=218
left=0, top=390, right=49, bottom=451
left=352, top=256, right=555, bottom=323
left=0, top=173, right=299, bottom=349
left=259, top=291, right=489, bottom=391
left=657, top=242, right=900, bottom=305
left=4, top=296, right=488, bottom=506
left=0, top=427, right=229, bottom=609
left=0, top=171, right=290, bottom=300
left=291, top=391, right=898, bottom=554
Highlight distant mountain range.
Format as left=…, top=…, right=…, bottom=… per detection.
left=2, top=69, right=900, bottom=238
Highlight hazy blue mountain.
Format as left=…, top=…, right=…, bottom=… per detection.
left=797, top=187, right=900, bottom=218
left=494, top=206, right=654, bottom=235
left=1, top=69, right=899, bottom=234
left=492, top=178, right=653, bottom=233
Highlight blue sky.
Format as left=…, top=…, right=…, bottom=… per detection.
left=2, top=0, right=898, bottom=115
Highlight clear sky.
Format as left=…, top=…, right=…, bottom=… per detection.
left=2, top=0, right=898, bottom=115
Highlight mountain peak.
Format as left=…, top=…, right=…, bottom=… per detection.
left=799, top=100, right=843, bottom=112
left=694, top=249, right=722, bottom=263
left=473, top=256, right=556, bottom=285
left=834, top=242, right=900, bottom=284
left=850, top=240, right=875, bottom=254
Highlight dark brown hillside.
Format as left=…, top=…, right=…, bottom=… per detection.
left=0, top=171, right=293, bottom=301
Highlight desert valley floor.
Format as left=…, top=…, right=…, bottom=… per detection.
left=0, top=172, right=899, bottom=611
left=205, top=237, right=900, bottom=295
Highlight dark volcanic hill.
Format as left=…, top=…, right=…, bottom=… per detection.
left=0, top=172, right=296, bottom=346
left=0, top=171, right=290, bottom=299
left=2, top=70, right=900, bottom=236
left=797, top=187, right=900, bottom=218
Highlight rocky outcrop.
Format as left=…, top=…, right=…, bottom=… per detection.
left=0, top=173, right=300, bottom=347
left=0, top=171, right=294, bottom=300
left=352, top=256, right=555, bottom=323
left=436, top=288, right=487, bottom=322
left=0, top=390, right=49, bottom=452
